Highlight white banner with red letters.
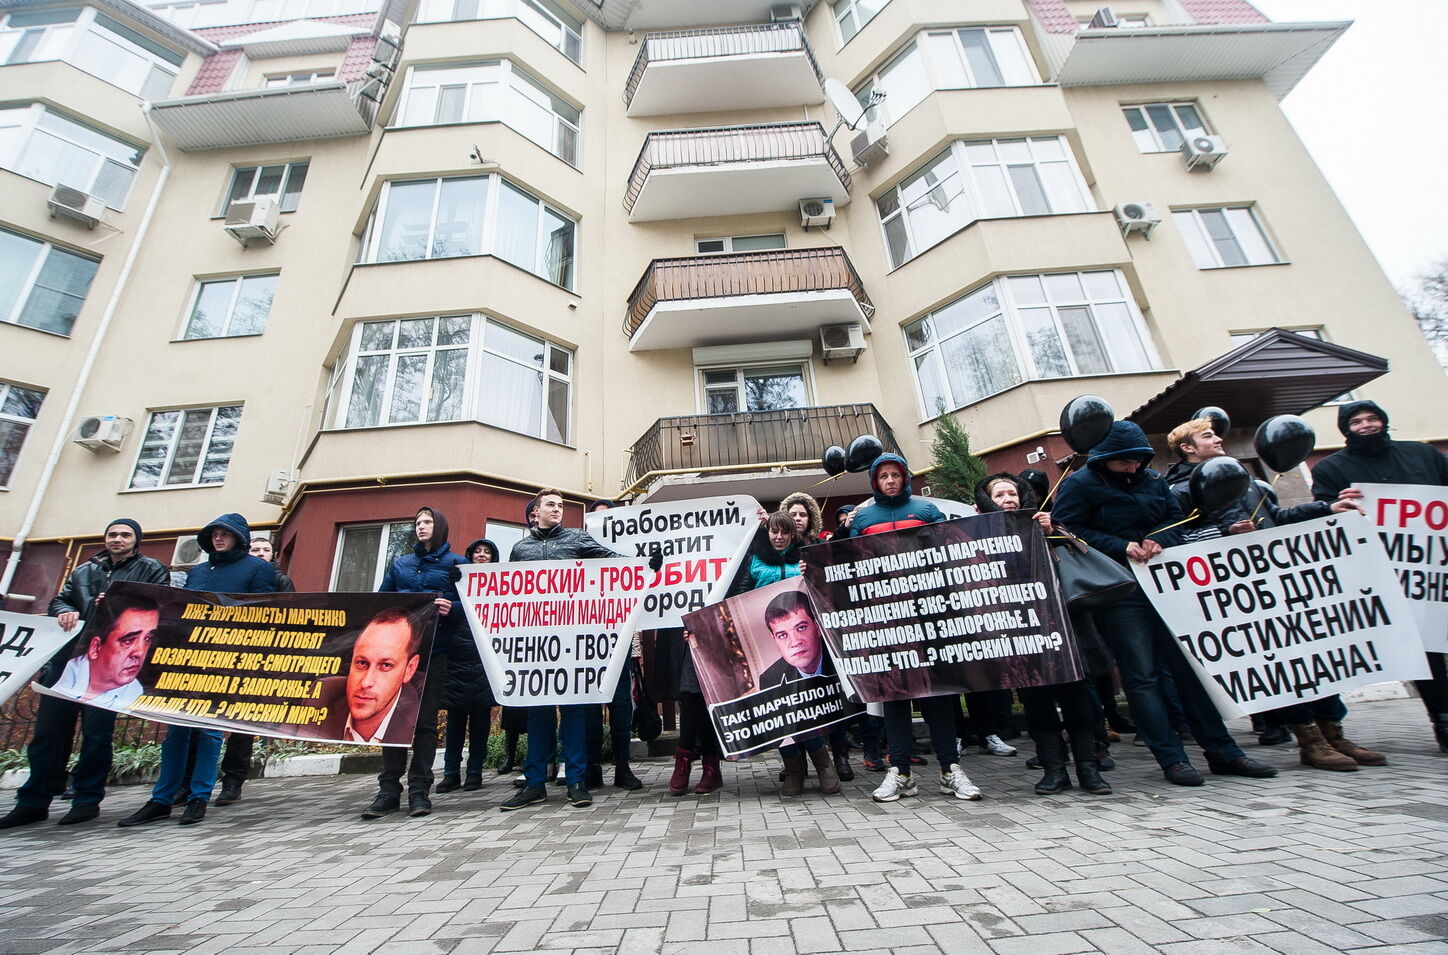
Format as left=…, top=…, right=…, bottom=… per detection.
left=1357, top=484, right=1448, bottom=653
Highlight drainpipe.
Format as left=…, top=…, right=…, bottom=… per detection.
left=0, top=103, right=172, bottom=606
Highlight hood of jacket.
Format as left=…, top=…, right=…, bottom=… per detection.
left=465, top=538, right=500, bottom=564
left=869, top=452, right=913, bottom=505
left=1086, top=422, right=1156, bottom=471
left=198, top=513, right=251, bottom=564
left=1337, top=400, right=1393, bottom=458
left=973, top=472, right=1038, bottom=513
left=779, top=492, right=823, bottom=539
left=413, top=506, right=452, bottom=556
left=1163, top=458, right=1197, bottom=488
left=1337, top=399, right=1389, bottom=437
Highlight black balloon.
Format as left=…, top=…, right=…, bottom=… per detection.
left=1193, top=406, right=1231, bottom=438
left=822, top=445, right=847, bottom=476
left=1059, top=395, right=1114, bottom=454
left=845, top=434, right=884, bottom=473
left=1190, top=456, right=1251, bottom=514
left=1254, top=415, right=1316, bottom=473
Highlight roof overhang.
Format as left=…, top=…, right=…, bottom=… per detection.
left=630, top=288, right=869, bottom=351
left=149, top=81, right=374, bottom=150
left=1129, top=328, right=1389, bottom=434
left=587, top=0, right=820, bottom=31
left=0, top=0, right=216, bottom=55
left=627, top=157, right=849, bottom=221
left=1056, top=21, right=1349, bottom=99
left=220, top=20, right=369, bottom=57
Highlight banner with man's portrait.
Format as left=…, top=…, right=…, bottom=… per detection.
left=35, top=582, right=438, bottom=746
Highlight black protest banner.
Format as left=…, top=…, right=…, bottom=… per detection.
left=1134, top=512, right=1431, bottom=717
left=801, top=512, right=1083, bottom=702
left=36, top=581, right=438, bottom=746
left=682, top=577, right=861, bottom=758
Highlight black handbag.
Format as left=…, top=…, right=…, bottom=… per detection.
left=631, top=667, right=663, bottom=742
left=1051, top=527, right=1138, bottom=611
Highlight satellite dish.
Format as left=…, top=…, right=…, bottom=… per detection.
left=823, top=77, right=871, bottom=131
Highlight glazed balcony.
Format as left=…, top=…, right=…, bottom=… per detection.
left=625, top=247, right=872, bottom=351
left=624, top=121, right=850, bottom=222
left=624, top=22, right=824, bottom=117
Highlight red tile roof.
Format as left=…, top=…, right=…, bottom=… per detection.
left=1026, top=0, right=1270, bottom=33
left=183, top=14, right=378, bottom=96
left=186, top=48, right=243, bottom=95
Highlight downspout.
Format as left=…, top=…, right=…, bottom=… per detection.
left=0, top=103, right=172, bottom=606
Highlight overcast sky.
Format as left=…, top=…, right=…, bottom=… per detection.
left=1252, top=0, right=1448, bottom=290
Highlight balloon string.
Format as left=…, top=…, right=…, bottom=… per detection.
left=1039, top=464, right=1074, bottom=508
left=1247, top=472, right=1283, bottom=525
left=1145, top=509, right=1199, bottom=538
left=802, top=473, right=844, bottom=492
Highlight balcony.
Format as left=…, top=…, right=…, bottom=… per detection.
left=624, top=121, right=850, bottom=222
left=624, top=22, right=824, bottom=117
left=625, top=403, right=902, bottom=502
left=148, top=78, right=380, bottom=151
left=625, top=247, right=872, bottom=352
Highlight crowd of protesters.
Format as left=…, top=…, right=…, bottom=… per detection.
left=0, top=398, right=1443, bottom=831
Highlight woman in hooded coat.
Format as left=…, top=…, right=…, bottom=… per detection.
left=437, top=538, right=499, bottom=794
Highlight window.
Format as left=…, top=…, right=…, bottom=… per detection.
left=0, top=104, right=146, bottom=208
left=150, top=2, right=235, bottom=29
left=396, top=60, right=580, bottom=165
left=695, top=234, right=785, bottom=254
left=413, top=0, right=582, bottom=65
left=486, top=520, right=526, bottom=560
left=702, top=365, right=807, bottom=414
left=1174, top=207, right=1280, bottom=269
left=0, top=381, right=44, bottom=487
left=904, top=270, right=1157, bottom=415
left=855, top=27, right=1037, bottom=126
left=833, top=0, right=888, bottom=43
left=182, top=274, right=278, bottom=339
left=1123, top=102, right=1209, bottom=153
left=0, top=227, right=100, bottom=336
left=1079, top=14, right=1151, bottom=28
left=263, top=70, right=334, bottom=87
left=332, top=520, right=415, bottom=591
left=878, top=137, right=1090, bottom=268
left=360, top=174, right=576, bottom=289
left=221, top=162, right=309, bottom=214
left=330, top=315, right=573, bottom=444
left=0, top=8, right=182, bottom=99
left=129, top=405, right=242, bottom=489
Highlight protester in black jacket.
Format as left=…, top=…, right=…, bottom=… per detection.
left=0, top=520, right=169, bottom=829
left=1312, top=400, right=1448, bottom=752
left=436, top=538, right=499, bottom=794
left=1053, top=422, right=1278, bottom=786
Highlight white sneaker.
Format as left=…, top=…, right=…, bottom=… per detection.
left=555, top=762, right=567, bottom=783
left=981, top=735, right=1017, bottom=757
left=941, top=764, right=982, bottom=800
left=871, top=767, right=919, bottom=802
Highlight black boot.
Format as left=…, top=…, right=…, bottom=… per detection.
left=436, top=773, right=462, bottom=793
left=1433, top=713, right=1448, bottom=755
left=463, top=773, right=483, bottom=791
left=614, top=762, right=643, bottom=790
left=1030, top=732, right=1071, bottom=794
left=1069, top=729, right=1112, bottom=795
left=831, top=738, right=855, bottom=782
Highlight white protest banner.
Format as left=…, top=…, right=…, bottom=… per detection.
left=586, top=495, right=761, bottom=629
left=919, top=497, right=978, bottom=521
left=1134, top=511, right=1430, bottom=718
left=460, top=558, right=650, bottom=705
left=1357, top=483, right=1448, bottom=652
left=0, top=611, right=72, bottom=707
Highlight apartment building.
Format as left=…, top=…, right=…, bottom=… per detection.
left=2, top=0, right=1444, bottom=608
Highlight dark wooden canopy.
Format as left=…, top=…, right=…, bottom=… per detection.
left=1129, top=328, right=1388, bottom=434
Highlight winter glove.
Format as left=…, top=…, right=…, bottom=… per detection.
left=448, top=565, right=463, bottom=582
left=648, top=544, right=663, bottom=572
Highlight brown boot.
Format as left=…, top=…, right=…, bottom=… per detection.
left=781, top=756, right=805, bottom=797
left=1317, top=720, right=1387, bottom=766
left=808, top=744, right=841, bottom=795
left=1289, top=723, right=1357, bottom=771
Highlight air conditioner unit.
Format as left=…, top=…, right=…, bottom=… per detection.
left=262, top=468, right=296, bottom=506
left=1087, top=6, right=1118, bottom=28
left=72, top=415, right=131, bottom=453
left=850, top=120, right=889, bottom=168
left=172, top=537, right=206, bottom=569
left=47, top=184, right=106, bottom=229
left=820, top=323, right=867, bottom=364
left=224, top=196, right=281, bottom=247
left=1113, top=200, right=1161, bottom=237
left=799, top=197, right=835, bottom=229
left=1181, top=134, right=1228, bottom=171
left=769, top=3, right=803, bottom=22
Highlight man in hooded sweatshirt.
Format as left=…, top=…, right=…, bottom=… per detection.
left=118, top=514, right=277, bottom=828
left=360, top=506, right=464, bottom=819
left=1053, top=422, right=1278, bottom=786
left=1312, top=400, right=1448, bottom=752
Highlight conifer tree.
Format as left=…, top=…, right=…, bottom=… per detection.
left=927, top=405, right=987, bottom=504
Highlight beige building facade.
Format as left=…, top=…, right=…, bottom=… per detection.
left=1, top=0, right=1444, bottom=606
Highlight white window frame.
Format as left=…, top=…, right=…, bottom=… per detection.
left=220, top=161, right=309, bottom=215
left=486, top=520, right=527, bottom=561
left=412, top=0, right=582, bottom=65
left=263, top=70, right=335, bottom=87
left=0, top=103, right=145, bottom=209
left=695, top=362, right=813, bottom=415
left=360, top=174, right=577, bottom=289
left=330, top=519, right=416, bottom=591
left=332, top=315, right=475, bottom=430
left=833, top=0, right=889, bottom=45
left=694, top=233, right=786, bottom=254
left=853, top=26, right=1039, bottom=126
left=0, top=226, right=101, bottom=337
left=903, top=270, right=1160, bottom=419
left=0, top=7, right=182, bottom=99
left=1122, top=101, right=1210, bottom=153
left=127, top=404, right=243, bottom=490
left=878, top=136, right=1092, bottom=269
left=394, top=59, right=580, bottom=165
left=0, top=380, right=45, bottom=488
left=180, top=273, right=279, bottom=340
left=1173, top=206, right=1282, bottom=269
left=248, top=0, right=381, bottom=24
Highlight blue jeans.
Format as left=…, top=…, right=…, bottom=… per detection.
left=1097, top=591, right=1244, bottom=769
left=153, top=726, right=223, bottom=803
left=17, top=695, right=116, bottom=809
left=524, top=704, right=588, bottom=788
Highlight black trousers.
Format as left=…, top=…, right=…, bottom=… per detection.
left=676, top=691, right=720, bottom=758
left=378, top=655, right=448, bottom=796
left=16, top=695, right=116, bottom=809
left=883, top=695, right=957, bottom=774
left=1418, top=652, right=1448, bottom=717
left=1019, top=680, right=1095, bottom=734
